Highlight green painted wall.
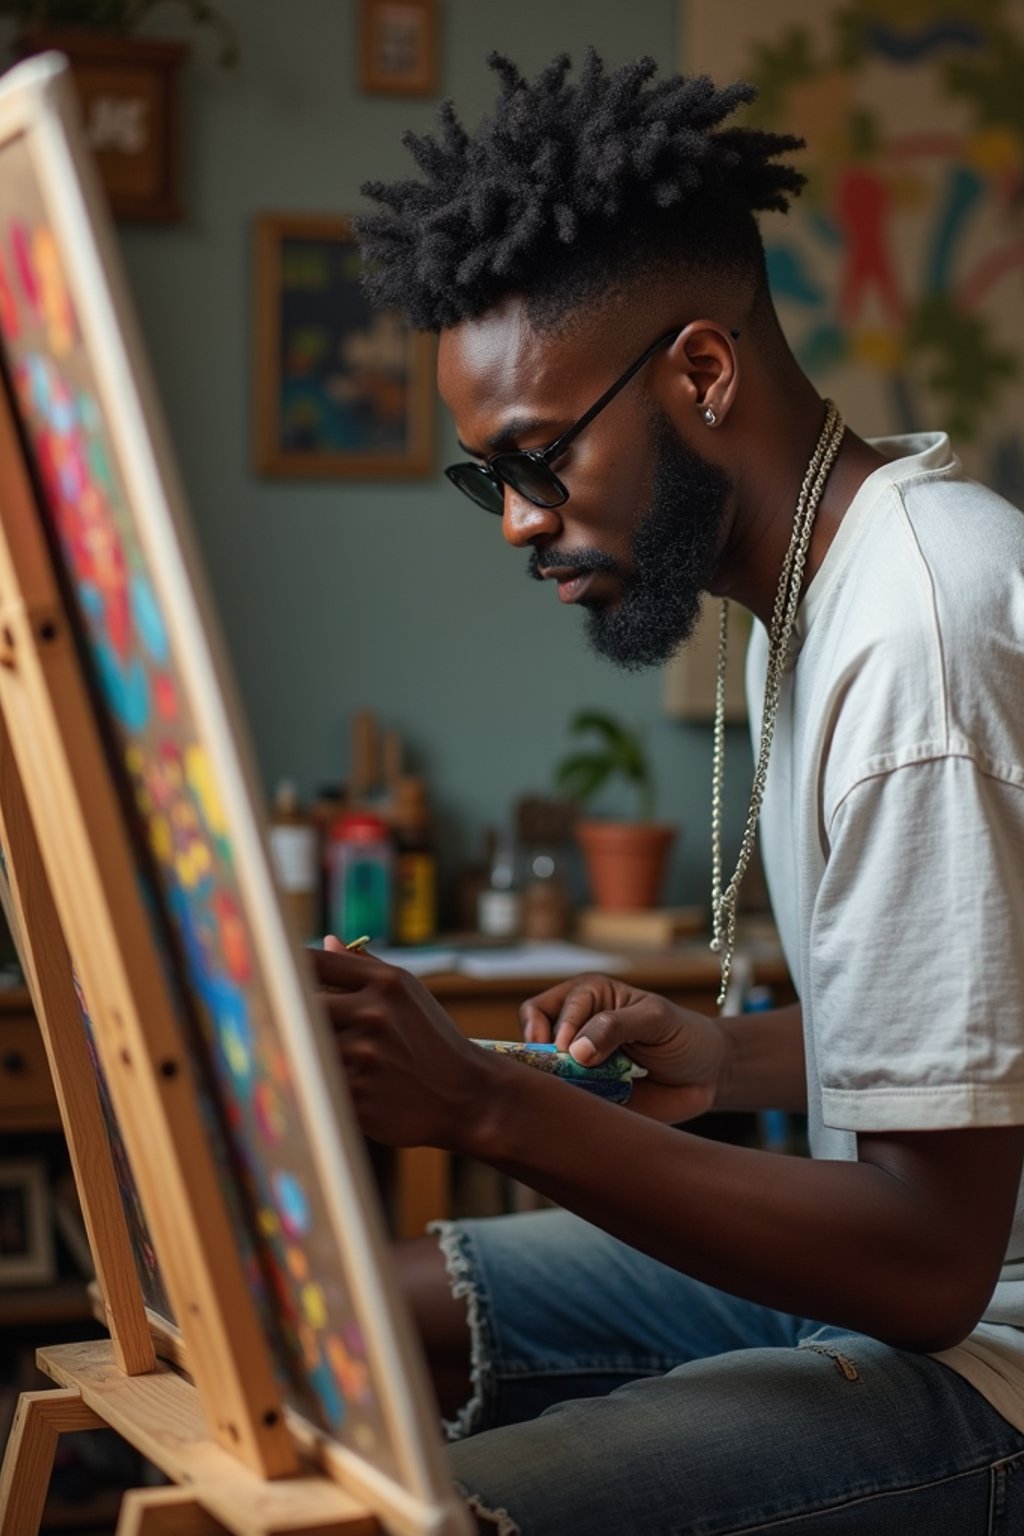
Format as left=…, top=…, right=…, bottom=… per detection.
left=27, top=1, right=756, bottom=913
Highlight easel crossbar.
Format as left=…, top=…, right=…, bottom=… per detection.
left=36, top=1342, right=378, bottom=1536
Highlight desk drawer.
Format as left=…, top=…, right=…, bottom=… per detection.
left=0, top=1015, right=56, bottom=1116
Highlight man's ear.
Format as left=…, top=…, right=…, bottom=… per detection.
left=660, top=321, right=739, bottom=431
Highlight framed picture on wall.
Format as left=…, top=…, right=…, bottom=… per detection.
left=19, top=29, right=188, bottom=222
left=0, top=1158, right=55, bottom=1287
left=359, top=0, right=437, bottom=96
left=253, top=213, right=434, bottom=478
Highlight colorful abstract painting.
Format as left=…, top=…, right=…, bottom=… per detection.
left=684, top=0, right=1024, bottom=502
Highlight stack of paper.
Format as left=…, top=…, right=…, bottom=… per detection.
left=454, top=941, right=624, bottom=978
left=364, top=940, right=624, bottom=980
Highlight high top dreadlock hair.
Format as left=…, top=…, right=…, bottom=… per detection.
left=356, top=49, right=806, bottom=333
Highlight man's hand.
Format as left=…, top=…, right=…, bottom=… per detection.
left=312, top=937, right=492, bottom=1150
left=520, top=973, right=728, bottom=1123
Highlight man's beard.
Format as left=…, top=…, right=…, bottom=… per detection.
left=529, top=415, right=732, bottom=671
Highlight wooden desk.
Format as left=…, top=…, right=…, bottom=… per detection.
left=5, top=946, right=796, bottom=1241
left=393, top=945, right=794, bottom=1237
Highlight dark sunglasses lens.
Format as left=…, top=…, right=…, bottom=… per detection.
left=493, top=454, right=565, bottom=508
left=445, top=463, right=505, bottom=515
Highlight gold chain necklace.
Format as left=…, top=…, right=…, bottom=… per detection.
left=710, top=400, right=846, bottom=1006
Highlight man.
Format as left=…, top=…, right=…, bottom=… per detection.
left=316, top=50, right=1024, bottom=1533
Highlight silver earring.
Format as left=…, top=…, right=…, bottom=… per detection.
left=703, top=405, right=717, bottom=426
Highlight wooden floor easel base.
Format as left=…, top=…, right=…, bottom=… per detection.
left=115, top=1486, right=230, bottom=1534
left=0, top=1341, right=380, bottom=1536
left=0, top=1385, right=104, bottom=1535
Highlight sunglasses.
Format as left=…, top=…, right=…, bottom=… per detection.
left=445, top=326, right=684, bottom=516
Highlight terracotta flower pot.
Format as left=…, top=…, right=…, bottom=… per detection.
left=575, top=820, right=677, bottom=910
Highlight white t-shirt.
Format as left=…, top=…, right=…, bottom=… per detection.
left=746, top=430, right=1024, bottom=1430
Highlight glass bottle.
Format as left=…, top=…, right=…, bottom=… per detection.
left=476, top=828, right=521, bottom=939
left=392, top=777, right=438, bottom=945
left=520, top=844, right=572, bottom=940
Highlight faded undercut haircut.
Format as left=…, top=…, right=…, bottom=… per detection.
left=355, top=48, right=806, bottom=333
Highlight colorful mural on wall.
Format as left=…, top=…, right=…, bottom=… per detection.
left=684, top=0, right=1024, bottom=502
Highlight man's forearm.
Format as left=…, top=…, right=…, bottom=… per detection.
left=460, top=1054, right=1015, bottom=1353
left=715, top=1002, right=807, bottom=1113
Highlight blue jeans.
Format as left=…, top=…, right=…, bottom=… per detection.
left=432, top=1209, right=1024, bottom=1535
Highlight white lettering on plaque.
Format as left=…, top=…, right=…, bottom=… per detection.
left=87, top=97, right=149, bottom=155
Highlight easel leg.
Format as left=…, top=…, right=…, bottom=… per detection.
left=0, top=1387, right=104, bottom=1536
left=117, top=1487, right=229, bottom=1535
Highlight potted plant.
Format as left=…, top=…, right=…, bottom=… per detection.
left=554, top=709, right=676, bottom=910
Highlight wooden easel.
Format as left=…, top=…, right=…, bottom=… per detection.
left=0, top=698, right=389, bottom=1534
left=0, top=51, right=468, bottom=1536
left=0, top=431, right=379, bottom=1536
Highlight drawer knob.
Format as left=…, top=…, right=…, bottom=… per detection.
left=1, top=1049, right=27, bottom=1075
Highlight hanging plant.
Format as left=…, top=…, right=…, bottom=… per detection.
left=0, top=1, right=239, bottom=67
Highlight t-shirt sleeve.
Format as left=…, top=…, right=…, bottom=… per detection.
left=811, top=753, right=1024, bottom=1132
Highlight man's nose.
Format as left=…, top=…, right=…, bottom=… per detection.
left=501, top=489, right=562, bottom=548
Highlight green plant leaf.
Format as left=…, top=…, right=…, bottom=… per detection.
left=553, top=710, right=656, bottom=819
left=554, top=752, right=613, bottom=805
left=617, top=731, right=648, bottom=783
left=568, top=709, right=629, bottom=748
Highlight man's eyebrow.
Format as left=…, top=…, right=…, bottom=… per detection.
left=457, top=415, right=557, bottom=458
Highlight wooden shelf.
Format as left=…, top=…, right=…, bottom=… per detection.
left=0, top=1279, right=93, bottom=1327
left=43, top=1488, right=122, bottom=1530
left=1, top=1104, right=61, bottom=1131
left=0, top=986, right=59, bottom=1128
